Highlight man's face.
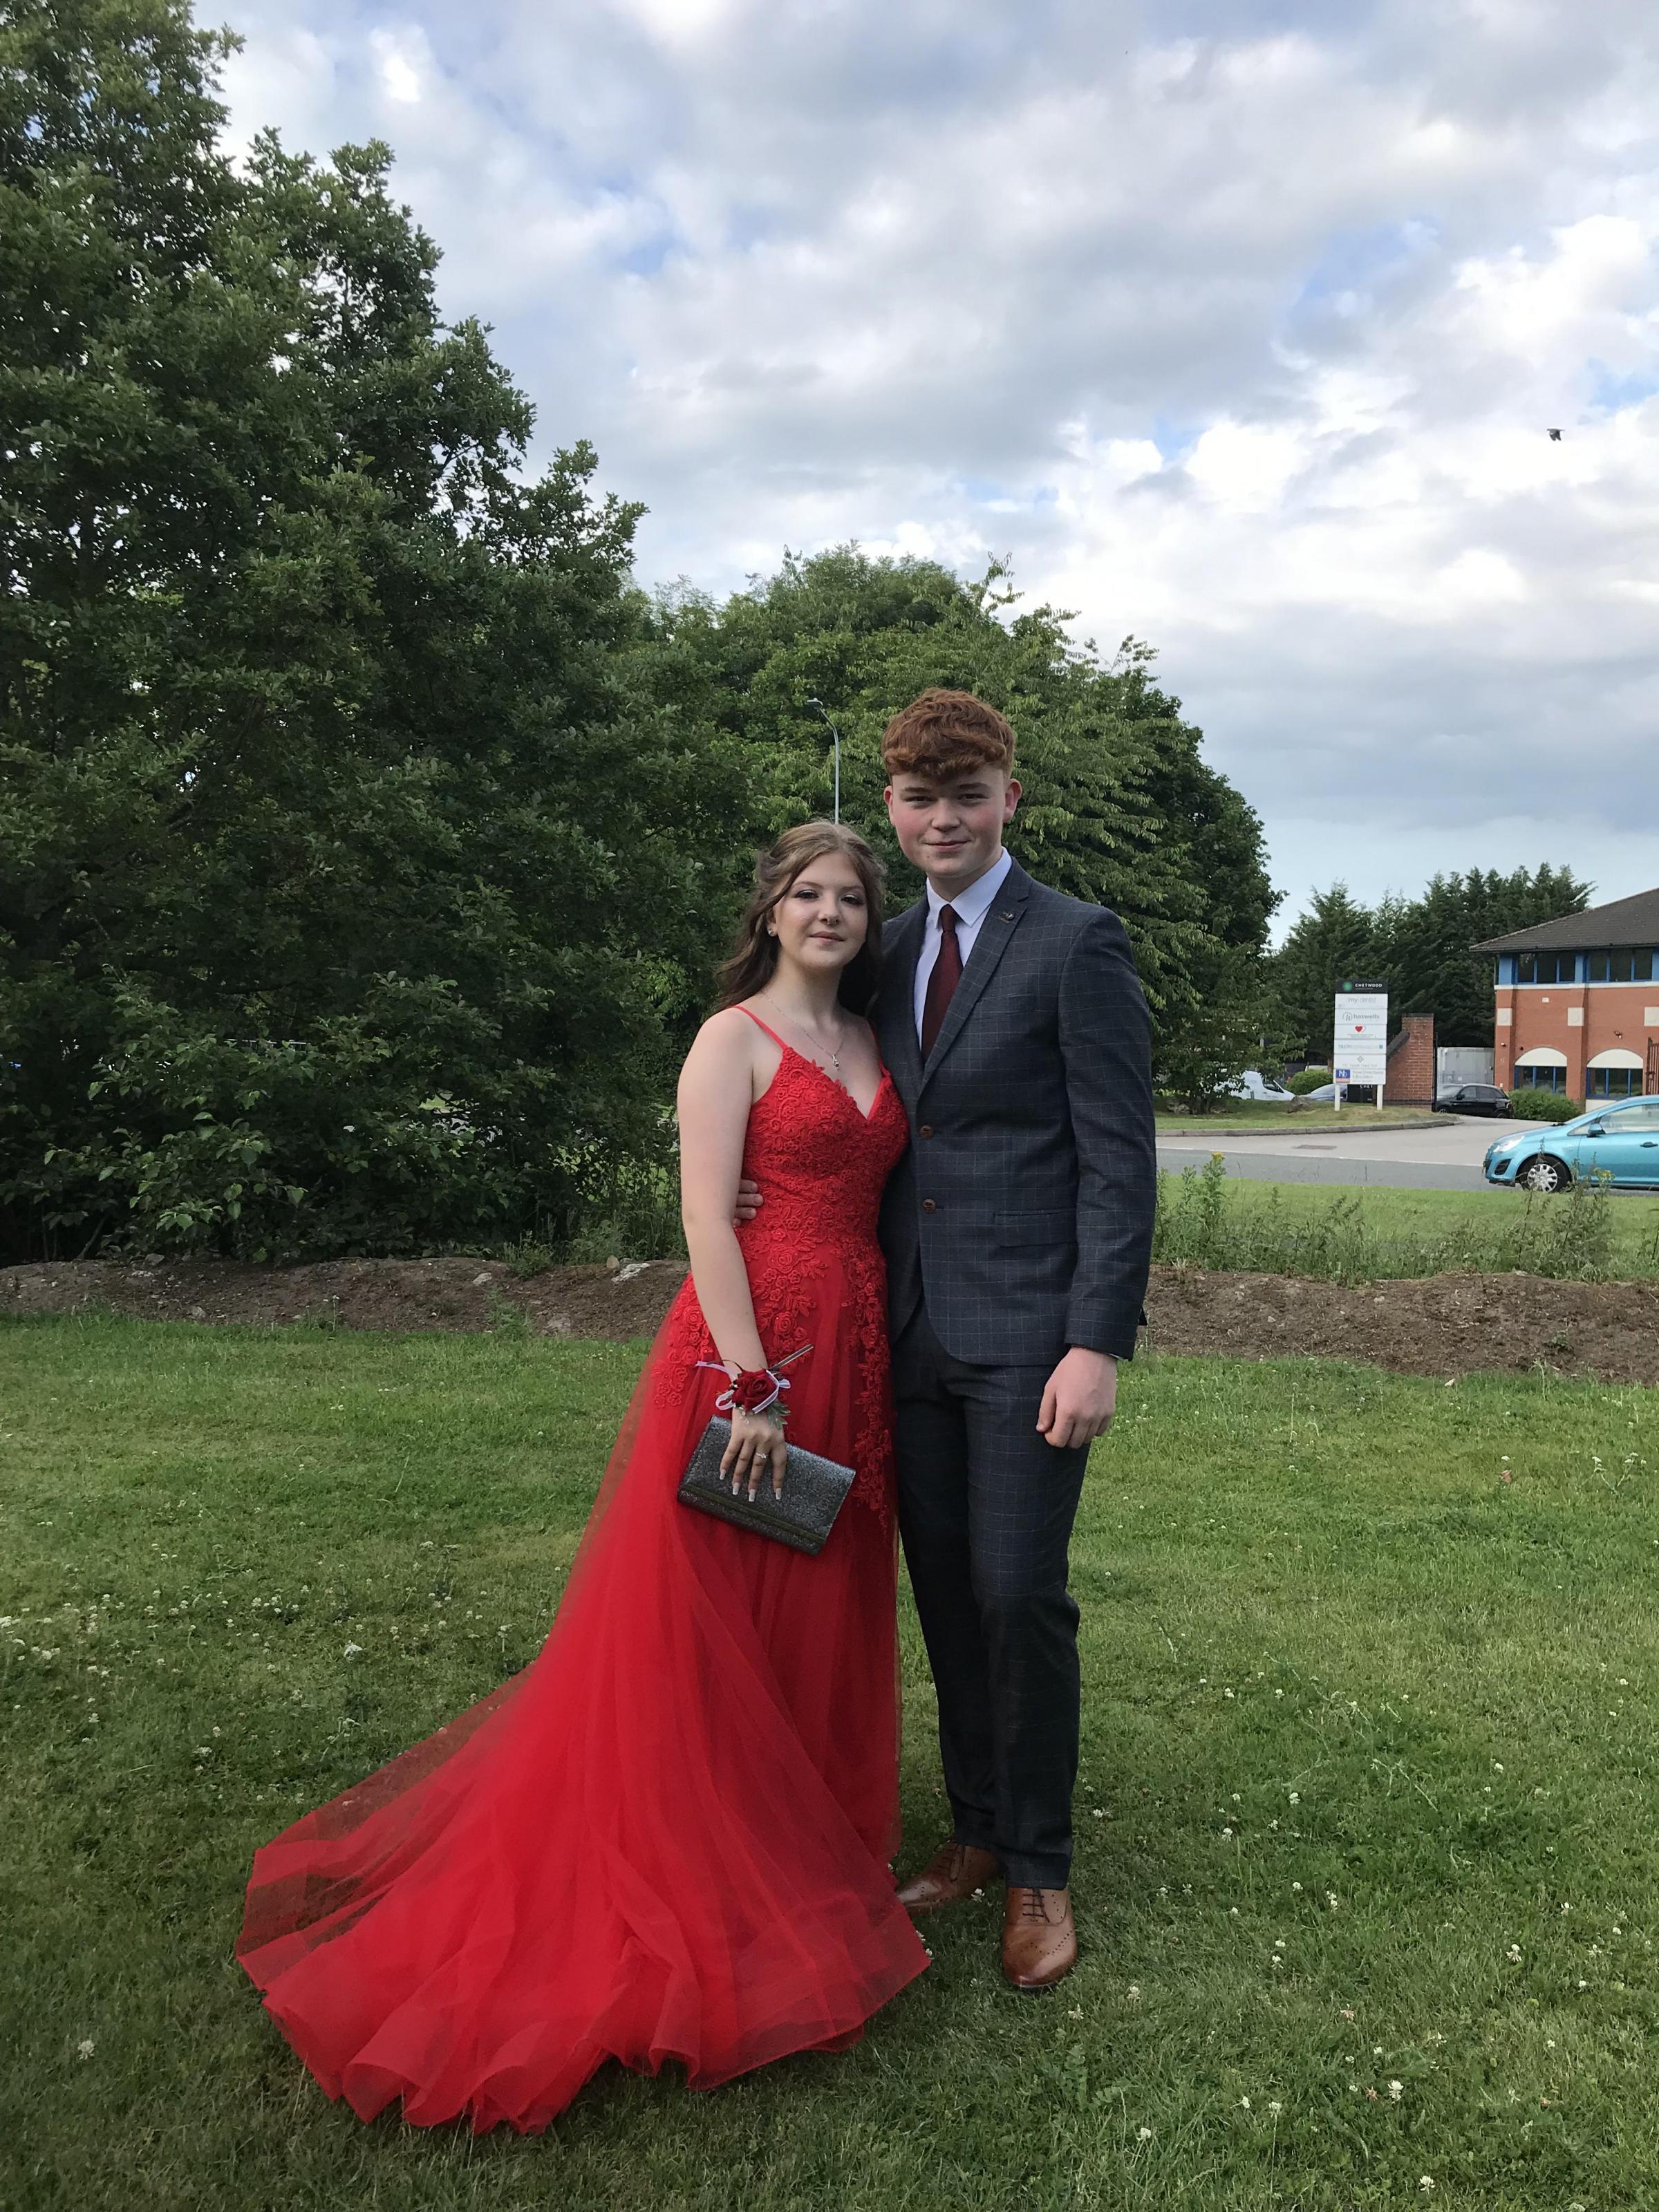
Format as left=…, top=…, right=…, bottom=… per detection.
left=885, top=765, right=1020, bottom=895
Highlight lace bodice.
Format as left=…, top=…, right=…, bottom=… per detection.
left=655, top=1040, right=910, bottom=1524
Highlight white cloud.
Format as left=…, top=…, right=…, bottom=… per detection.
left=215, top=0, right=1659, bottom=924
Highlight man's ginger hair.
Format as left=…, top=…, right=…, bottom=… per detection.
left=881, top=688, right=1015, bottom=782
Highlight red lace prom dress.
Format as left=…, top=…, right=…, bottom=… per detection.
left=237, top=1020, right=927, bottom=2133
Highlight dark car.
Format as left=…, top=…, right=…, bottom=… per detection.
left=1432, top=1082, right=1514, bottom=1118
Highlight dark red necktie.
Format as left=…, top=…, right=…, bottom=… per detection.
left=921, top=903, right=962, bottom=1059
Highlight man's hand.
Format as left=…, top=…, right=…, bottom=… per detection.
left=733, top=1178, right=764, bottom=1226
left=1036, top=1348, right=1118, bottom=1452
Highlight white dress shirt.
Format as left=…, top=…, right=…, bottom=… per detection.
left=912, top=847, right=1015, bottom=1040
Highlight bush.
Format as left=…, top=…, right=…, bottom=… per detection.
left=1287, top=1067, right=1331, bottom=1095
left=1510, top=1089, right=1582, bottom=1123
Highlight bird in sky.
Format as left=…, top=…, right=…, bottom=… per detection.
left=1547, top=428, right=1562, bottom=440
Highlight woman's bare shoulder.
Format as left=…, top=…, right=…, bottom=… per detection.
left=682, top=1005, right=763, bottom=1078
left=695, top=1004, right=765, bottom=1049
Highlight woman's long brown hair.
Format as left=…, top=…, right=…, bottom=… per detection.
left=715, top=821, right=887, bottom=1015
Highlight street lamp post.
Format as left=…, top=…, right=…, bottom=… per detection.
left=805, top=698, right=841, bottom=823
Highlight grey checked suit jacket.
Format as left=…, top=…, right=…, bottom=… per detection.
left=873, top=856, right=1156, bottom=1367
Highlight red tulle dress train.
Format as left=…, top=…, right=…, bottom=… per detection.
left=237, top=1040, right=926, bottom=2132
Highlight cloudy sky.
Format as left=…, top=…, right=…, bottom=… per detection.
left=216, top=0, right=1659, bottom=932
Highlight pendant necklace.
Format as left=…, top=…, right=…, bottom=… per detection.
left=760, top=996, right=846, bottom=1085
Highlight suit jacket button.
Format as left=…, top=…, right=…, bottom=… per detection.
left=921, top=1198, right=937, bottom=1212
left=919, top=1125, right=934, bottom=1138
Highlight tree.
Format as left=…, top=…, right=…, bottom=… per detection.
left=0, top=0, right=739, bottom=1261
left=646, top=549, right=1276, bottom=1094
left=1268, top=866, right=1594, bottom=1063
left=1266, top=886, right=1385, bottom=1061
left=1385, top=866, right=1591, bottom=1044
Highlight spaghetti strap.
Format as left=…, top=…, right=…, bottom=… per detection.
left=736, top=1004, right=789, bottom=1050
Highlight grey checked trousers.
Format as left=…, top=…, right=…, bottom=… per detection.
left=892, top=1306, right=1090, bottom=1891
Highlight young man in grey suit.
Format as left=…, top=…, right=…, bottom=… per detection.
left=874, top=688, right=1156, bottom=1989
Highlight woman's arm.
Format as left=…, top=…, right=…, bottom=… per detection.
left=677, top=1013, right=787, bottom=1497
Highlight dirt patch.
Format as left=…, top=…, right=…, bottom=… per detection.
left=1145, top=1266, right=1659, bottom=1386
left=0, top=1255, right=691, bottom=1342
left=6, top=1255, right=1658, bottom=1387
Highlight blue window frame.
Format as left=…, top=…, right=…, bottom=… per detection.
left=1515, top=1065, right=1566, bottom=1091
left=1586, top=948, right=1654, bottom=983
left=1516, top=953, right=1576, bottom=984
left=1588, top=1067, right=1642, bottom=1098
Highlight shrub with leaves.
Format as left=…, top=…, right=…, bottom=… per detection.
left=1508, top=1091, right=1582, bottom=1124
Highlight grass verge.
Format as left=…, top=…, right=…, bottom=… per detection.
left=1155, top=1103, right=1438, bottom=1132
left=1154, top=1155, right=1659, bottom=1282
left=4, top=1317, right=1659, bottom=2210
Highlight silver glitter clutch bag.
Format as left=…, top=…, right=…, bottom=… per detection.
left=677, top=1417, right=856, bottom=1555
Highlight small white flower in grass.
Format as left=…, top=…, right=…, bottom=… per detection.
left=1267, top=2099, right=1283, bottom=2116
left=1230, top=1906, right=1240, bottom=1918
left=1327, top=1893, right=1339, bottom=1909
left=1238, top=2095, right=1250, bottom=2110
left=1508, top=1944, right=1522, bottom=1962
left=1292, top=1882, right=1302, bottom=1893
left=76, top=2038, right=95, bottom=2059
left=1221, top=1826, right=1233, bottom=1839
left=1288, top=1792, right=1300, bottom=1805
left=1545, top=2040, right=1556, bottom=2050
left=1068, top=2005, right=1083, bottom=2019
left=1127, top=1984, right=1141, bottom=2001
left=1419, top=2178, right=1435, bottom=2193
left=343, top=1642, right=363, bottom=1659
left=1577, top=1978, right=1589, bottom=1989
left=1389, top=2080, right=1403, bottom=2101
left=1136, top=2126, right=1153, bottom=2141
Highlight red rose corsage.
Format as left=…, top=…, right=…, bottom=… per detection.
left=695, top=1343, right=812, bottom=1423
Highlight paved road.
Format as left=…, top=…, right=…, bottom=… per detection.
left=1158, top=1115, right=1503, bottom=1192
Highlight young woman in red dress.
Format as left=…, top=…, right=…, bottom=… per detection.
left=237, top=822, right=926, bottom=2133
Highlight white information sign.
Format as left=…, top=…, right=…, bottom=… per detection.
left=1333, top=986, right=1389, bottom=1107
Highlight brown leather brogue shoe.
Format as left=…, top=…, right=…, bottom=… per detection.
left=896, top=1841, right=1000, bottom=1914
left=1000, top=1886, right=1077, bottom=1989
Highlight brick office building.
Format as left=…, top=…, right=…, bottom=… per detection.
left=1474, top=886, right=1659, bottom=1103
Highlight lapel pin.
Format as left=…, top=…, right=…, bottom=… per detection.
left=998, top=909, right=1015, bottom=921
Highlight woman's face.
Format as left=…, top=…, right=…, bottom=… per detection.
left=770, top=850, right=870, bottom=980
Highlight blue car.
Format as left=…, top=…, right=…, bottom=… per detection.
left=1483, top=1094, right=1659, bottom=1192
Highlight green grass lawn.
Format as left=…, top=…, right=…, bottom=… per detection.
left=1154, top=1164, right=1659, bottom=1282
left=6, top=1317, right=1659, bottom=2211
left=1155, top=1101, right=1438, bottom=1132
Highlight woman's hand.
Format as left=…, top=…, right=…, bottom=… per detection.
left=721, top=1407, right=788, bottom=1500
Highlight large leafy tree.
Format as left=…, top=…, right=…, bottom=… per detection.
left=645, top=549, right=1277, bottom=1094
left=0, top=0, right=735, bottom=1261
